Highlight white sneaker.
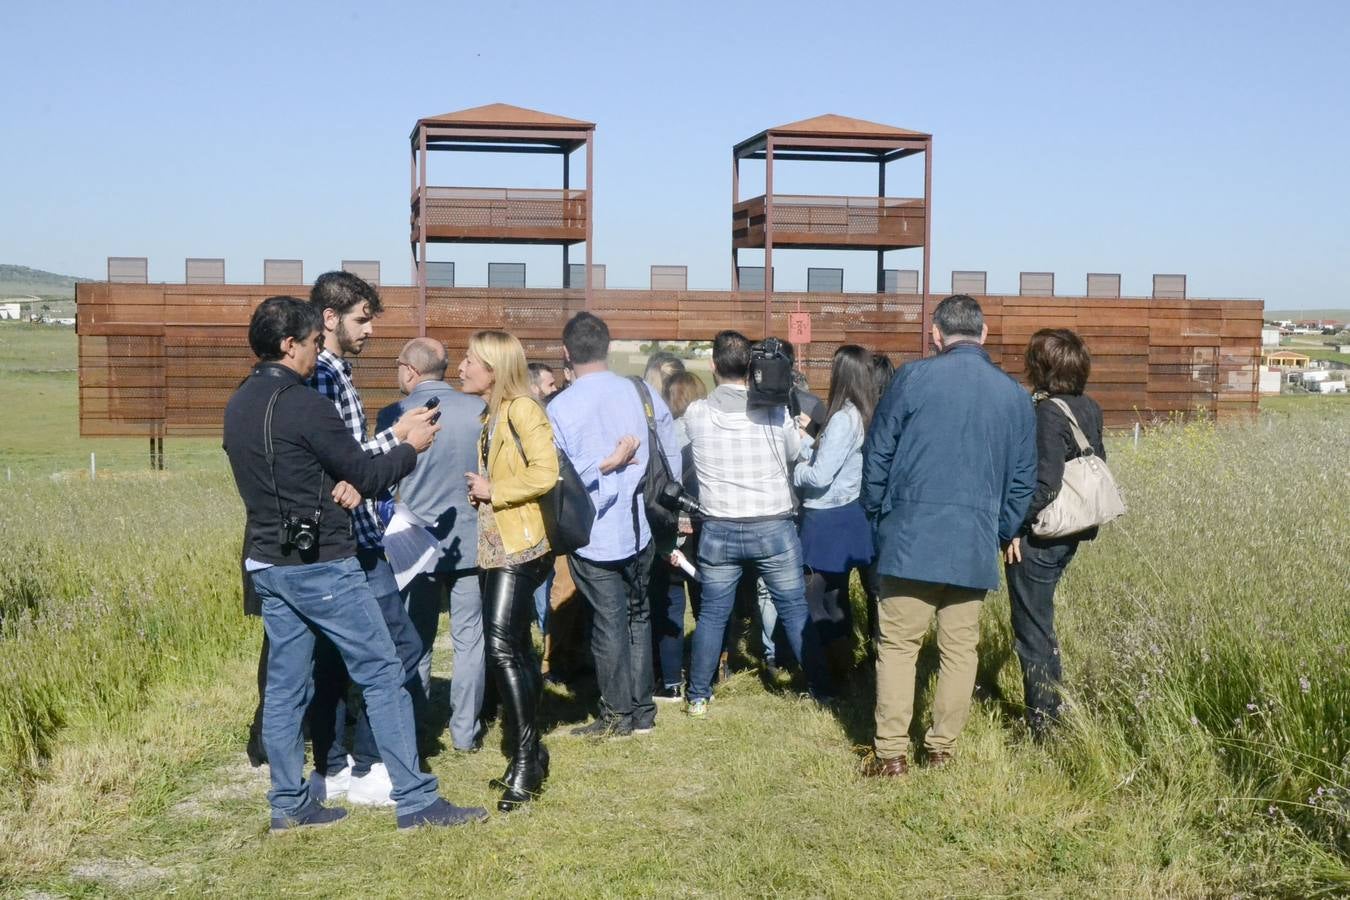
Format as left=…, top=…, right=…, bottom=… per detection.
left=309, top=755, right=353, bottom=802
left=347, top=762, right=395, bottom=807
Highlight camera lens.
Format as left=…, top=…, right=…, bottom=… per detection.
left=294, top=530, right=316, bottom=552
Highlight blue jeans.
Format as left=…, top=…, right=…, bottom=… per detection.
left=688, top=519, right=831, bottom=703
left=252, top=557, right=439, bottom=819
left=311, top=550, right=424, bottom=774
left=1004, top=537, right=1079, bottom=736
left=403, top=567, right=485, bottom=751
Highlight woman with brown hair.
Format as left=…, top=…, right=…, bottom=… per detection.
left=792, top=345, right=877, bottom=680
left=649, top=370, right=707, bottom=699
left=458, top=330, right=559, bottom=811
left=1005, top=328, right=1106, bottom=740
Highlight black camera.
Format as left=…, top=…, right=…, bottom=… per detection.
left=657, top=480, right=707, bottom=519
left=748, top=338, right=798, bottom=414
left=281, top=512, right=320, bottom=552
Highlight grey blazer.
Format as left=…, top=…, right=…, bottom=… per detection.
left=376, top=380, right=485, bottom=572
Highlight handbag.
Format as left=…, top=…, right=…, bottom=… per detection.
left=499, top=401, right=596, bottom=555
left=628, top=377, right=680, bottom=537
left=1031, top=398, right=1126, bottom=539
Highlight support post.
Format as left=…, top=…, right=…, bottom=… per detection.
left=563, top=150, right=571, bottom=287
left=585, top=132, right=594, bottom=311
left=417, top=126, right=428, bottom=337
left=920, top=139, right=933, bottom=356
left=731, top=151, right=740, bottom=291
left=90, top=452, right=96, bottom=480
left=763, top=136, right=774, bottom=339
left=876, top=155, right=886, bottom=294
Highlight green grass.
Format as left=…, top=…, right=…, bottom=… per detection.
left=0, top=330, right=1346, bottom=896
left=0, top=322, right=221, bottom=476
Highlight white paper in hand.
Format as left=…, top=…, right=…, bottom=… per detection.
left=382, top=503, right=444, bottom=591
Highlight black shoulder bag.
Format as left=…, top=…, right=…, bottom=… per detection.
left=498, top=399, right=596, bottom=555
left=628, top=377, right=679, bottom=538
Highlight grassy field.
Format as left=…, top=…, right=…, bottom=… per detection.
left=0, top=329, right=1347, bottom=896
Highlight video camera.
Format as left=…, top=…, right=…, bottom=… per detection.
left=747, top=337, right=801, bottom=417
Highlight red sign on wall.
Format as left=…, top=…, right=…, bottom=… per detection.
left=787, top=312, right=812, bottom=344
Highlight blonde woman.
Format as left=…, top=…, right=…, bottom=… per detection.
left=458, top=330, right=559, bottom=812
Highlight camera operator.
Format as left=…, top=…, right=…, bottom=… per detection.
left=681, top=331, right=833, bottom=717
left=223, top=296, right=486, bottom=831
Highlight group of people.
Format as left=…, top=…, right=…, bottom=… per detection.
left=223, top=274, right=1108, bottom=831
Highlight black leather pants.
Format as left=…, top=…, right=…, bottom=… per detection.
left=482, top=557, right=552, bottom=769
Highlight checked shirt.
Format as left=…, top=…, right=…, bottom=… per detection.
left=310, top=348, right=398, bottom=549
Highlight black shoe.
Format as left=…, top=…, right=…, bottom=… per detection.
left=653, top=684, right=683, bottom=703
left=396, top=797, right=489, bottom=830
left=246, top=732, right=267, bottom=768
left=568, top=716, right=632, bottom=740
left=269, top=801, right=347, bottom=832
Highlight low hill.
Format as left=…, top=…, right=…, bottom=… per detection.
left=0, top=265, right=92, bottom=300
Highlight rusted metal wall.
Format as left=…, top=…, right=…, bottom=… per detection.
left=76, top=282, right=1261, bottom=437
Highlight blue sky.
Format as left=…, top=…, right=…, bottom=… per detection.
left=3, top=0, right=1347, bottom=309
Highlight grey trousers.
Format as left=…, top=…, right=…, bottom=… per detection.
left=402, top=568, right=486, bottom=751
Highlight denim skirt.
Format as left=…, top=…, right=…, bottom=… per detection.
left=798, top=500, right=875, bottom=574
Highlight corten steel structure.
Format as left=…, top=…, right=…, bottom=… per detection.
left=409, top=103, right=595, bottom=333
left=75, top=105, right=1263, bottom=444
left=731, top=114, right=932, bottom=338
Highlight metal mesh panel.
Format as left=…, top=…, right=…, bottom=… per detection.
left=738, top=266, right=766, bottom=292
left=1153, top=274, right=1186, bottom=300
left=488, top=262, right=526, bottom=289
left=342, top=260, right=381, bottom=286
left=185, top=258, right=225, bottom=285
left=1087, top=273, right=1121, bottom=298
left=1019, top=272, right=1054, bottom=295
left=806, top=268, right=844, bottom=293
left=650, top=266, right=688, bottom=291
left=886, top=269, right=920, bottom=294
left=263, top=259, right=304, bottom=284
left=426, top=261, right=455, bottom=288
left=951, top=271, right=987, bottom=295
left=108, top=257, right=148, bottom=283
left=567, top=264, right=605, bottom=289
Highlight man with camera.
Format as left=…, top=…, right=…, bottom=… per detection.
left=859, top=295, right=1036, bottom=775
left=547, top=312, right=682, bottom=739
left=682, top=331, right=833, bottom=716
left=223, top=296, right=486, bottom=830
left=376, top=337, right=487, bottom=754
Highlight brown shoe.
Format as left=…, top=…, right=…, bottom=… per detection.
left=926, top=749, right=954, bottom=768
left=860, top=753, right=908, bottom=778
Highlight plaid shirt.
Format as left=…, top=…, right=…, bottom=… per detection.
left=682, top=384, right=801, bottom=520
left=310, top=348, right=399, bottom=549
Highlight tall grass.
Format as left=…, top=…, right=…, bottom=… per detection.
left=1047, top=409, right=1349, bottom=873
left=0, top=401, right=1345, bottom=894
left=0, top=472, right=249, bottom=791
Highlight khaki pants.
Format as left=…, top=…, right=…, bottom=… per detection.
left=874, top=576, right=985, bottom=759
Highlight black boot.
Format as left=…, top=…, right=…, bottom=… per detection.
left=498, top=746, right=545, bottom=813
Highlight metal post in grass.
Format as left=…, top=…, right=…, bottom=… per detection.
left=1133, top=423, right=1140, bottom=448
left=90, top=452, right=96, bottom=480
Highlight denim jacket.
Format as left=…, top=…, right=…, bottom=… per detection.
left=793, top=402, right=864, bottom=510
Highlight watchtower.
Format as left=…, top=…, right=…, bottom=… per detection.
left=409, top=103, right=596, bottom=332
left=731, top=114, right=932, bottom=336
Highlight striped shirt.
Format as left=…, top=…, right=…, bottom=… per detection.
left=310, top=348, right=398, bottom=549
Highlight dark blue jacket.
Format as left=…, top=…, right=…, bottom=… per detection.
left=861, top=342, right=1037, bottom=591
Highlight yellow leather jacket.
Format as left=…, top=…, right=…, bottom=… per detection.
left=480, top=397, right=559, bottom=554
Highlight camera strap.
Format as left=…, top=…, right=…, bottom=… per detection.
left=263, top=384, right=323, bottom=523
